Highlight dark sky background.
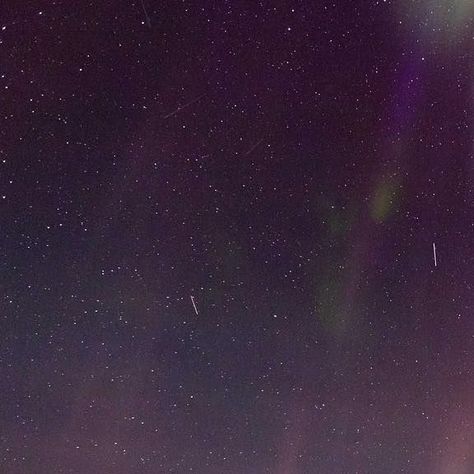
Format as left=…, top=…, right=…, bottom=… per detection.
left=1, top=1, right=473, bottom=473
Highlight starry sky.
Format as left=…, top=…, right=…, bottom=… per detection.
left=1, top=1, right=473, bottom=473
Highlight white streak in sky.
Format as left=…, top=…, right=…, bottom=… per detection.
left=244, top=139, right=263, bottom=156
left=163, top=94, right=205, bottom=119
left=140, top=0, right=151, bottom=28
left=190, top=295, right=199, bottom=315
left=433, top=242, right=437, bottom=267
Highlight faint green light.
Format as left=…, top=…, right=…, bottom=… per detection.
left=370, top=179, right=399, bottom=223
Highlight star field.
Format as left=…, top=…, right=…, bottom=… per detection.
left=0, top=1, right=473, bottom=473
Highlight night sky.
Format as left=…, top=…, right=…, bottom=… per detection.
left=1, top=1, right=473, bottom=473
